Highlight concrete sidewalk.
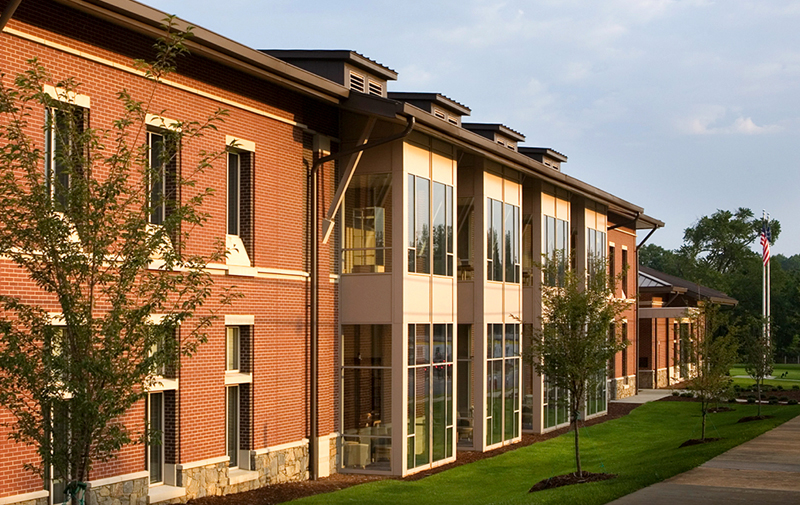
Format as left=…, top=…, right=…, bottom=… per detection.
left=610, top=388, right=674, bottom=404
left=607, top=414, right=800, bottom=504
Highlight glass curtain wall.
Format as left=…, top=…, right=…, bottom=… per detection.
left=586, top=370, right=607, bottom=416
left=486, top=199, right=520, bottom=283
left=586, top=228, right=607, bottom=283
left=341, top=325, right=392, bottom=471
left=543, top=215, right=569, bottom=286
left=408, top=175, right=453, bottom=277
left=407, top=324, right=454, bottom=469
left=486, top=324, right=520, bottom=446
left=456, top=325, right=474, bottom=446
left=343, top=174, right=392, bottom=273
left=457, top=199, right=474, bottom=280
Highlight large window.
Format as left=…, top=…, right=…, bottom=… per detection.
left=45, top=106, right=86, bottom=209
left=456, top=325, right=474, bottom=446
left=408, top=175, right=453, bottom=276
left=343, top=174, right=392, bottom=273
left=407, top=324, right=453, bottom=469
left=486, top=324, right=520, bottom=446
left=587, top=228, right=607, bottom=284
left=147, top=131, right=178, bottom=226
left=457, top=198, right=475, bottom=280
left=341, top=325, right=392, bottom=471
left=487, top=199, right=520, bottom=283
left=148, top=392, right=164, bottom=484
left=543, top=215, right=569, bottom=286
left=586, top=370, right=607, bottom=416
left=543, top=379, right=569, bottom=429
left=226, top=386, right=239, bottom=468
left=432, top=182, right=454, bottom=276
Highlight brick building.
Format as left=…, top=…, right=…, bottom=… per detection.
left=0, top=0, right=662, bottom=503
left=637, top=266, right=737, bottom=389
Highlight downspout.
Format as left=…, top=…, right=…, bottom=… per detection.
left=308, top=114, right=414, bottom=480
left=634, top=218, right=661, bottom=393
left=0, top=0, right=23, bottom=31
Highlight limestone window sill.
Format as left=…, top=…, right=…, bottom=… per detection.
left=228, top=468, right=259, bottom=486
left=148, top=484, right=186, bottom=504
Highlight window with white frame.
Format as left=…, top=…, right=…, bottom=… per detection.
left=226, top=326, right=240, bottom=372
left=45, top=105, right=87, bottom=209
left=147, top=130, right=178, bottom=226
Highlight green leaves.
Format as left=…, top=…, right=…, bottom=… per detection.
left=0, top=19, right=233, bottom=489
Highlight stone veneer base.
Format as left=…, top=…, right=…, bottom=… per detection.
left=87, top=474, right=148, bottom=505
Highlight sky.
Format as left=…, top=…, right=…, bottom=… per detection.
left=149, top=0, right=800, bottom=255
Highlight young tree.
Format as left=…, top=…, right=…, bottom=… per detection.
left=743, top=324, right=775, bottom=417
left=526, top=254, right=629, bottom=478
left=684, top=304, right=739, bottom=440
left=0, top=23, right=233, bottom=504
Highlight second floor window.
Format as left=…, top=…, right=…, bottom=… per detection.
left=408, top=175, right=454, bottom=276
left=147, top=131, right=178, bottom=226
left=487, top=198, right=520, bottom=283
left=45, top=106, right=86, bottom=209
left=543, top=215, right=569, bottom=286
left=587, top=228, right=607, bottom=284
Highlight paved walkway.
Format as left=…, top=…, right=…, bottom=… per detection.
left=610, top=388, right=674, bottom=404
left=607, top=414, right=800, bottom=504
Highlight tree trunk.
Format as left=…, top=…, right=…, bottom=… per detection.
left=701, top=402, right=707, bottom=440
left=757, top=381, right=762, bottom=417
left=573, top=411, right=582, bottom=478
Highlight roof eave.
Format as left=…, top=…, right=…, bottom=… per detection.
left=54, top=0, right=349, bottom=103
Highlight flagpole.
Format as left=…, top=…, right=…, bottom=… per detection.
left=762, top=210, right=766, bottom=343
left=767, top=212, right=771, bottom=347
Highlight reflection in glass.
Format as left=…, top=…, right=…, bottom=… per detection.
left=343, top=174, right=392, bottom=273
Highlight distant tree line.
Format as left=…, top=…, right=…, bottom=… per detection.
left=640, top=207, right=800, bottom=361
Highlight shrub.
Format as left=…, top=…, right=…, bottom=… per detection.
left=779, top=396, right=789, bottom=402
left=769, top=399, right=778, bottom=405
left=728, top=397, right=738, bottom=403
left=768, top=395, right=778, bottom=401
left=747, top=397, right=756, bottom=404
left=672, top=391, right=680, bottom=396
left=792, top=385, right=799, bottom=390
left=776, top=385, right=784, bottom=391
left=788, top=399, right=798, bottom=405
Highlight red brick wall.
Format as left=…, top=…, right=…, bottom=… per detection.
left=0, top=0, right=339, bottom=496
left=607, top=224, right=637, bottom=380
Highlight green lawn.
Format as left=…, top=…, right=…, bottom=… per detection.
left=730, top=363, right=800, bottom=387
left=290, top=402, right=800, bottom=505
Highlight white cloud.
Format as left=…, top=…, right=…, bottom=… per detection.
left=678, top=106, right=781, bottom=135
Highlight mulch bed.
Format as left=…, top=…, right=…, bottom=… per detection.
left=738, top=415, right=775, bottom=423
left=679, top=437, right=720, bottom=448
left=529, top=471, right=616, bottom=492
left=708, top=407, right=735, bottom=413
left=188, top=403, right=639, bottom=505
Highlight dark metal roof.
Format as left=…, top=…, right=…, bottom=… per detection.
left=55, top=0, right=350, bottom=102
left=387, top=92, right=471, bottom=116
left=639, top=266, right=737, bottom=306
left=262, top=50, right=398, bottom=81
left=518, top=147, right=568, bottom=163
left=462, top=123, right=526, bottom=142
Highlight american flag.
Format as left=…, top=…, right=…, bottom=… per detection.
left=760, top=222, right=771, bottom=266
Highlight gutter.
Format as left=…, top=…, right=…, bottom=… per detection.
left=0, top=0, right=23, bottom=31
left=308, top=114, right=414, bottom=480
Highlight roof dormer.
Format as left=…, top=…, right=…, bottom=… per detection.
left=387, top=92, right=471, bottom=127
left=462, top=123, right=525, bottom=152
left=517, top=147, right=568, bottom=171
left=262, top=50, right=397, bottom=97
